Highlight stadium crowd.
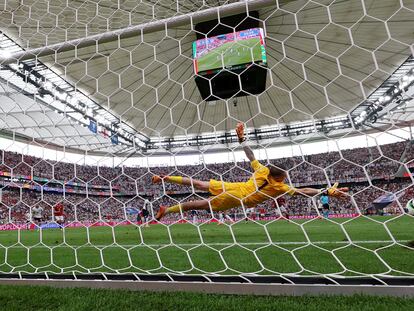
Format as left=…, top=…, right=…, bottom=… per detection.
left=0, top=140, right=413, bottom=224
left=1, top=141, right=412, bottom=190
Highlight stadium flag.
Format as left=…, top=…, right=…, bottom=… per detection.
left=88, top=119, right=97, bottom=133
left=126, top=208, right=139, bottom=215
left=372, top=193, right=403, bottom=209
left=403, top=167, right=414, bottom=178
left=373, top=193, right=397, bottom=204
left=101, top=128, right=109, bottom=138
left=111, top=133, right=118, bottom=145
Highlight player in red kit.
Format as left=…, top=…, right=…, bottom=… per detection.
left=54, top=203, right=65, bottom=229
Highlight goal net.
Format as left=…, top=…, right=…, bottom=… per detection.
left=0, top=0, right=413, bottom=286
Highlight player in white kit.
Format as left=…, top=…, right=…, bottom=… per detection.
left=31, top=205, right=43, bottom=230
left=217, top=211, right=235, bottom=225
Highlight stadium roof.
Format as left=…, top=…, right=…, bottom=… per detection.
left=0, top=82, right=128, bottom=154
left=0, top=0, right=413, bottom=155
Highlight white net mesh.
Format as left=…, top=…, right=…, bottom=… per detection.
left=0, top=0, right=413, bottom=281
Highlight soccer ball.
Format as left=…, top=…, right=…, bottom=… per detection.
left=407, top=199, right=414, bottom=216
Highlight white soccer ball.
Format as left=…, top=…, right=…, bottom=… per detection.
left=407, top=199, right=414, bottom=216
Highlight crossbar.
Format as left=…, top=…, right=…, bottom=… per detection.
left=0, top=0, right=276, bottom=64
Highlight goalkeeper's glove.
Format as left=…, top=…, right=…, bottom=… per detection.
left=236, top=122, right=246, bottom=143
left=326, top=182, right=349, bottom=198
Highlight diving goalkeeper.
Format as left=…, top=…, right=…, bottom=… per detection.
left=153, top=123, right=349, bottom=220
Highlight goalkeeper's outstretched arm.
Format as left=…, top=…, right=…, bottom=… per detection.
left=294, top=182, right=349, bottom=198
left=235, top=123, right=349, bottom=199
left=295, top=188, right=325, bottom=196
left=236, top=123, right=256, bottom=162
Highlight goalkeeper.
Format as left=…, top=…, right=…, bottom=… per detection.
left=153, top=123, right=349, bottom=220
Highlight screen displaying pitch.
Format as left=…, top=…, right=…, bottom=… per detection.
left=193, top=28, right=267, bottom=75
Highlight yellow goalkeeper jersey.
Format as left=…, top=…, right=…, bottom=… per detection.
left=209, top=160, right=296, bottom=210
left=240, top=160, right=295, bottom=207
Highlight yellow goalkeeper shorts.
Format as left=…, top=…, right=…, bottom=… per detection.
left=208, top=179, right=244, bottom=211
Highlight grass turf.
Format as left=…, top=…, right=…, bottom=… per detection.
left=0, top=285, right=413, bottom=311
left=0, top=215, right=413, bottom=276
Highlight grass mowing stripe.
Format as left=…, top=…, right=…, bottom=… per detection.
left=0, top=217, right=412, bottom=276
left=0, top=285, right=413, bottom=311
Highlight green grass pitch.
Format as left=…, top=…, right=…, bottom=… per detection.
left=0, top=285, right=413, bottom=311
left=196, top=38, right=263, bottom=73
left=0, top=215, right=413, bottom=276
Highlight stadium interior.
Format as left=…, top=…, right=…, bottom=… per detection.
left=0, top=0, right=413, bottom=302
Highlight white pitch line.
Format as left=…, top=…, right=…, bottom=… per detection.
left=4, top=240, right=411, bottom=248
left=100, top=240, right=411, bottom=247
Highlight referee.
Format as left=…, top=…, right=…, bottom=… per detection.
left=320, top=193, right=330, bottom=218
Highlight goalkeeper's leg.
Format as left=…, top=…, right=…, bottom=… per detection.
left=156, top=200, right=210, bottom=221
left=152, top=175, right=209, bottom=191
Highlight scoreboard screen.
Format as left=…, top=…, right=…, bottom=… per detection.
left=193, top=28, right=266, bottom=75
